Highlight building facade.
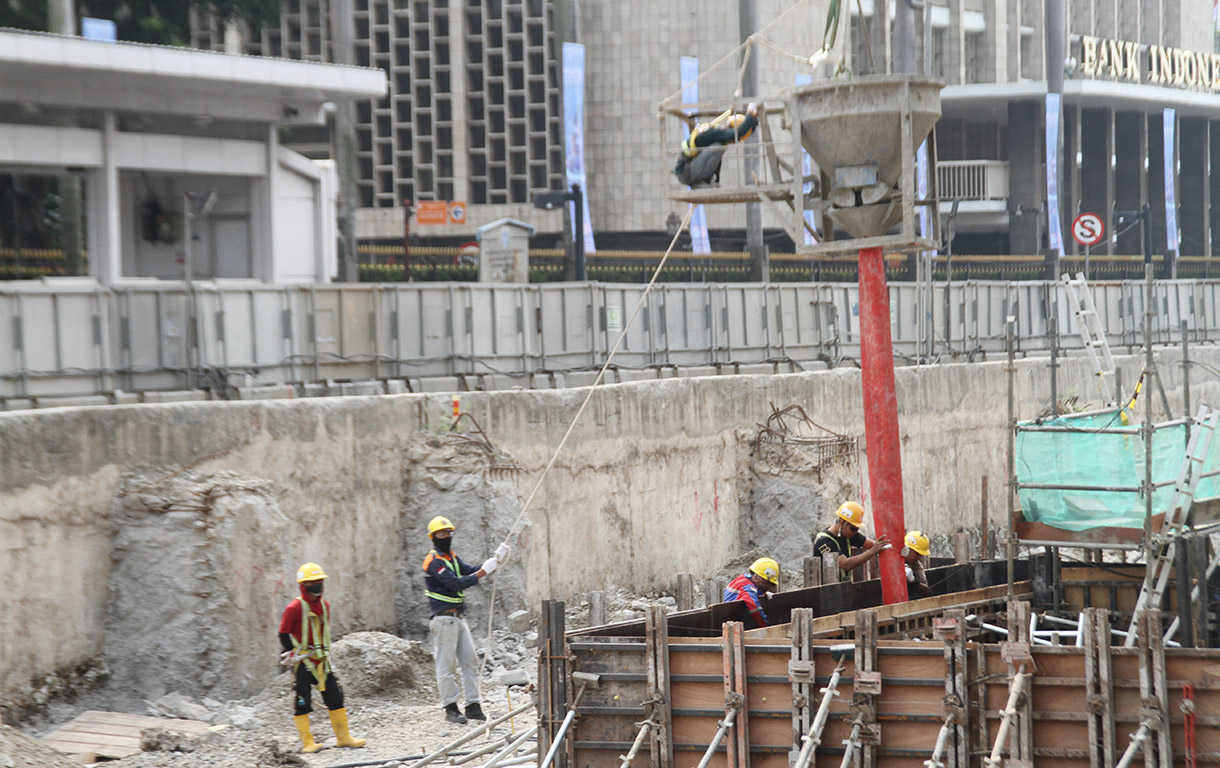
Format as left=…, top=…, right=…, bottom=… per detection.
left=195, top=0, right=1218, bottom=257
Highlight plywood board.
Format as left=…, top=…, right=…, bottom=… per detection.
left=40, top=710, right=210, bottom=760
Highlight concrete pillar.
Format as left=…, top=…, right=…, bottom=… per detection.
left=1180, top=118, right=1207, bottom=257
left=1147, top=114, right=1168, bottom=259
left=947, top=0, right=962, bottom=84
left=1082, top=108, right=1113, bottom=256
left=1210, top=122, right=1220, bottom=264
left=1115, top=112, right=1143, bottom=256
left=256, top=124, right=279, bottom=282
left=1007, top=101, right=1041, bottom=255
left=1064, top=105, right=1078, bottom=256
left=88, top=111, right=122, bottom=285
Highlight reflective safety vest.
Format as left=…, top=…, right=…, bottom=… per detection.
left=681, top=125, right=708, bottom=158
left=424, top=550, right=465, bottom=605
left=291, top=597, right=332, bottom=690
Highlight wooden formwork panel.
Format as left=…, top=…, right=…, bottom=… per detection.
left=570, top=608, right=1220, bottom=768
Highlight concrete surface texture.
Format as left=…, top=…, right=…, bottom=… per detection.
left=3, top=347, right=1218, bottom=716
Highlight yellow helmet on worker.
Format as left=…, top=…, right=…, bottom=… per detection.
left=835, top=501, right=865, bottom=527
left=904, top=530, right=931, bottom=557
left=428, top=516, right=456, bottom=536
left=749, top=557, right=780, bottom=586
left=296, top=562, right=327, bottom=582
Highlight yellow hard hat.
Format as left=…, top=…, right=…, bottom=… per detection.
left=296, top=562, right=327, bottom=582
left=428, top=516, right=456, bottom=535
left=749, top=557, right=780, bottom=585
left=835, top=501, right=865, bottom=526
left=904, top=530, right=931, bottom=557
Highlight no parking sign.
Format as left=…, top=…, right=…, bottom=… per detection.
left=1072, top=212, right=1104, bottom=247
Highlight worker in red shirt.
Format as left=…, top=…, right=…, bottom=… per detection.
left=723, top=557, right=780, bottom=628
left=279, top=562, right=366, bottom=753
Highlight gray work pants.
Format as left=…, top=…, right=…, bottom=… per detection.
left=430, top=614, right=481, bottom=707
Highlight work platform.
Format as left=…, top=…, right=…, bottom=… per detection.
left=538, top=559, right=1219, bottom=768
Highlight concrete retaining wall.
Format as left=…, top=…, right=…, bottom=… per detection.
left=3, top=346, right=1218, bottom=713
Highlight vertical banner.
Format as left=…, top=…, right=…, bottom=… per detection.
left=1045, top=93, right=1064, bottom=256
left=795, top=73, right=818, bottom=245
left=563, top=42, right=596, bottom=254
left=916, top=141, right=930, bottom=239
left=1164, top=108, right=1179, bottom=258
left=680, top=56, right=711, bottom=254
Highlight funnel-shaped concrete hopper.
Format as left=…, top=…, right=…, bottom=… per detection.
left=792, top=75, right=942, bottom=239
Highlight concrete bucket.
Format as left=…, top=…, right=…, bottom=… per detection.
left=791, top=75, right=943, bottom=239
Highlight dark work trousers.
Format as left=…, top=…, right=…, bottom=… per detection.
left=293, top=664, right=344, bottom=715
left=674, top=146, right=729, bottom=187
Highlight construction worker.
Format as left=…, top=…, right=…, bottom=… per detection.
left=278, top=562, right=367, bottom=753
left=672, top=103, right=760, bottom=188
left=723, top=557, right=780, bottom=628
left=902, top=530, right=932, bottom=598
left=424, top=515, right=509, bottom=724
left=813, top=501, right=891, bottom=580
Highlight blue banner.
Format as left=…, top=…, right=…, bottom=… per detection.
left=1046, top=93, right=1064, bottom=256
left=916, top=140, right=930, bottom=239
left=795, top=73, right=817, bottom=245
left=563, top=42, right=596, bottom=254
left=680, top=56, right=711, bottom=254
left=1164, top=108, right=1179, bottom=257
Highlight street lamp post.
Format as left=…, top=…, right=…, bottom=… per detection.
left=533, top=184, right=586, bottom=281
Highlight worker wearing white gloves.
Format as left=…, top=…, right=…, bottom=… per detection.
left=423, top=516, right=510, bottom=724
left=901, top=531, right=932, bottom=598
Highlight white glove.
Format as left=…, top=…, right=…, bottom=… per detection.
left=280, top=650, right=307, bottom=666
left=747, top=102, right=759, bottom=116
left=904, top=565, right=914, bottom=583
left=495, top=543, right=510, bottom=560
left=481, top=557, right=499, bottom=575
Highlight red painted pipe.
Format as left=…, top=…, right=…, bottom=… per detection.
left=857, top=246, right=909, bottom=604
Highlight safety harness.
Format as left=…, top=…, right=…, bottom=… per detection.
left=424, top=550, right=465, bottom=606
left=291, top=597, right=332, bottom=690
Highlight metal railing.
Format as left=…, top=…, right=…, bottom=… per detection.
left=937, top=160, right=1009, bottom=201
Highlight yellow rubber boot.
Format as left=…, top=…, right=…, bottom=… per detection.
left=294, top=714, right=324, bottom=753
left=329, top=708, right=367, bottom=749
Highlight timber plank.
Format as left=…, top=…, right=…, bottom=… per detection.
left=40, top=710, right=211, bottom=760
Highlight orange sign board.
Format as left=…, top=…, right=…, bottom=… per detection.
left=415, top=201, right=449, bottom=225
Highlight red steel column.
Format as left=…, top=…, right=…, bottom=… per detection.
left=858, top=246, right=909, bottom=604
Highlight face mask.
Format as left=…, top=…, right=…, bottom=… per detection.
left=304, top=581, right=324, bottom=595
left=432, top=535, right=452, bottom=554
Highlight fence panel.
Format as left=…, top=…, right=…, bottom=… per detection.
left=7, top=277, right=1220, bottom=403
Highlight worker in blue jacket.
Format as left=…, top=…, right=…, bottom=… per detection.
left=423, top=516, right=508, bottom=724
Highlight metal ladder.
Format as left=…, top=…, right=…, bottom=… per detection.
left=1124, top=404, right=1220, bottom=646
left=1062, top=272, right=1117, bottom=406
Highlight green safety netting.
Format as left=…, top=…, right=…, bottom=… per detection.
left=1015, top=408, right=1220, bottom=531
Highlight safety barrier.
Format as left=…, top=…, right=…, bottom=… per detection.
left=0, top=278, right=1215, bottom=401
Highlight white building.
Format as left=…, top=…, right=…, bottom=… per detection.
left=0, top=28, right=385, bottom=283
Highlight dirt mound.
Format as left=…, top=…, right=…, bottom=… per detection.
left=0, top=723, right=80, bottom=768
left=327, top=631, right=430, bottom=699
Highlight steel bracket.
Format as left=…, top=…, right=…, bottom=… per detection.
left=853, top=669, right=882, bottom=696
